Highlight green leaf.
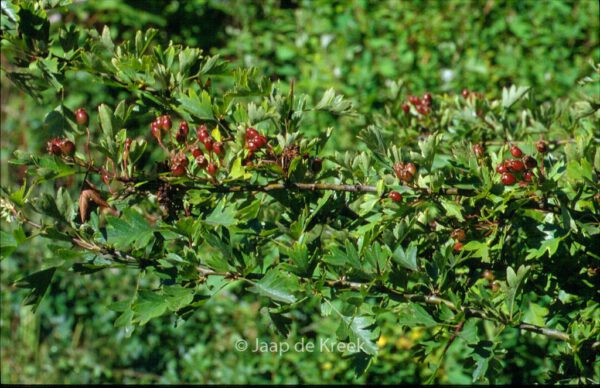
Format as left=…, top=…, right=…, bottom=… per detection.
left=15, top=267, right=57, bottom=312
left=248, top=269, right=298, bottom=304
left=163, top=285, right=195, bottom=311
left=178, top=88, right=214, bottom=120
left=106, top=209, right=154, bottom=250
left=204, top=201, right=236, bottom=227
left=501, top=85, right=530, bottom=110
left=132, top=291, right=168, bottom=325
left=397, top=303, right=437, bottom=327
left=392, top=243, right=418, bottom=271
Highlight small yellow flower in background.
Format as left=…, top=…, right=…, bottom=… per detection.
left=322, top=361, right=333, bottom=370
left=377, top=335, right=388, bottom=348
left=409, top=327, right=424, bottom=341
left=395, top=336, right=413, bottom=350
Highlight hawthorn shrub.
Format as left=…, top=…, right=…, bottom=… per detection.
left=1, top=1, right=600, bottom=384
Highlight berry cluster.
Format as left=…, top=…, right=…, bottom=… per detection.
left=245, top=127, right=268, bottom=154
left=482, top=269, right=500, bottom=292
left=150, top=114, right=172, bottom=144
left=393, top=162, right=417, bottom=182
left=147, top=114, right=226, bottom=178
left=402, top=93, right=433, bottom=116
left=47, top=137, right=75, bottom=156
left=496, top=143, right=544, bottom=186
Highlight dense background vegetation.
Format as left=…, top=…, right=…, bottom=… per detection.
left=1, top=0, right=598, bottom=384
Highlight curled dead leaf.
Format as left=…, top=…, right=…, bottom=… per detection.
left=79, top=189, right=116, bottom=223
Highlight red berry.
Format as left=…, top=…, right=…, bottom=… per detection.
left=510, top=145, right=523, bottom=158
left=171, top=164, right=186, bottom=176
left=408, top=96, right=420, bottom=106
left=213, top=141, right=223, bottom=155
left=501, top=172, right=516, bottom=186
left=388, top=191, right=402, bottom=202
left=100, top=169, right=111, bottom=186
left=393, top=162, right=405, bottom=178
left=247, top=140, right=258, bottom=152
left=176, top=129, right=187, bottom=144
left=207, top=163, right=217, bottom=176
left=197, top=125, right=210, bottom=141
left=203, top=138, right=213, bottom=152
left=47, top=138, right=62, bottom=155
left=523, top=171, right=534, bottom=182
left=417, top=105, right=430, bottom=116
left=536, top=140, right=548, bottom=153
left=405, top=162, right=417, bottom=176
left=151, top=124, right=162, bottom=142
left=172, top=152, right=188, bottom=167
left=178, top=121, right=189, bottom=136
left=125, top=138, right=132, bottom=149
left=60, top=139, right=75, bottom=156
left=473, top=144, right=485, bottom=158
left=461, top=89, right=469, bottom=98
left=246, top=127, right=259, bottom=140
left=518, top=181, right=528, bottom=187
left=74, top=108, right=88, bottom=126
left=496, top=163, right=508, bottom=174
left=402, top=104, right=410, bottom=114
left=399, top=170, right=414, bottom=182
left=483, top=269, right=495, bottom=282
left=159, top=115, right=172, bottom=131
left=507, top=159, right=525, bottom=172
left=422, top=93, right=432, bottom=105
left=453, top=242, right=464, bottom=252
left=191, top=146, right=203, bottom=158
left=451, top=229, right=466, bottom=242
left=254, top=135, right=267, bottom=148
left=195, top=154, right=208, bottom=168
